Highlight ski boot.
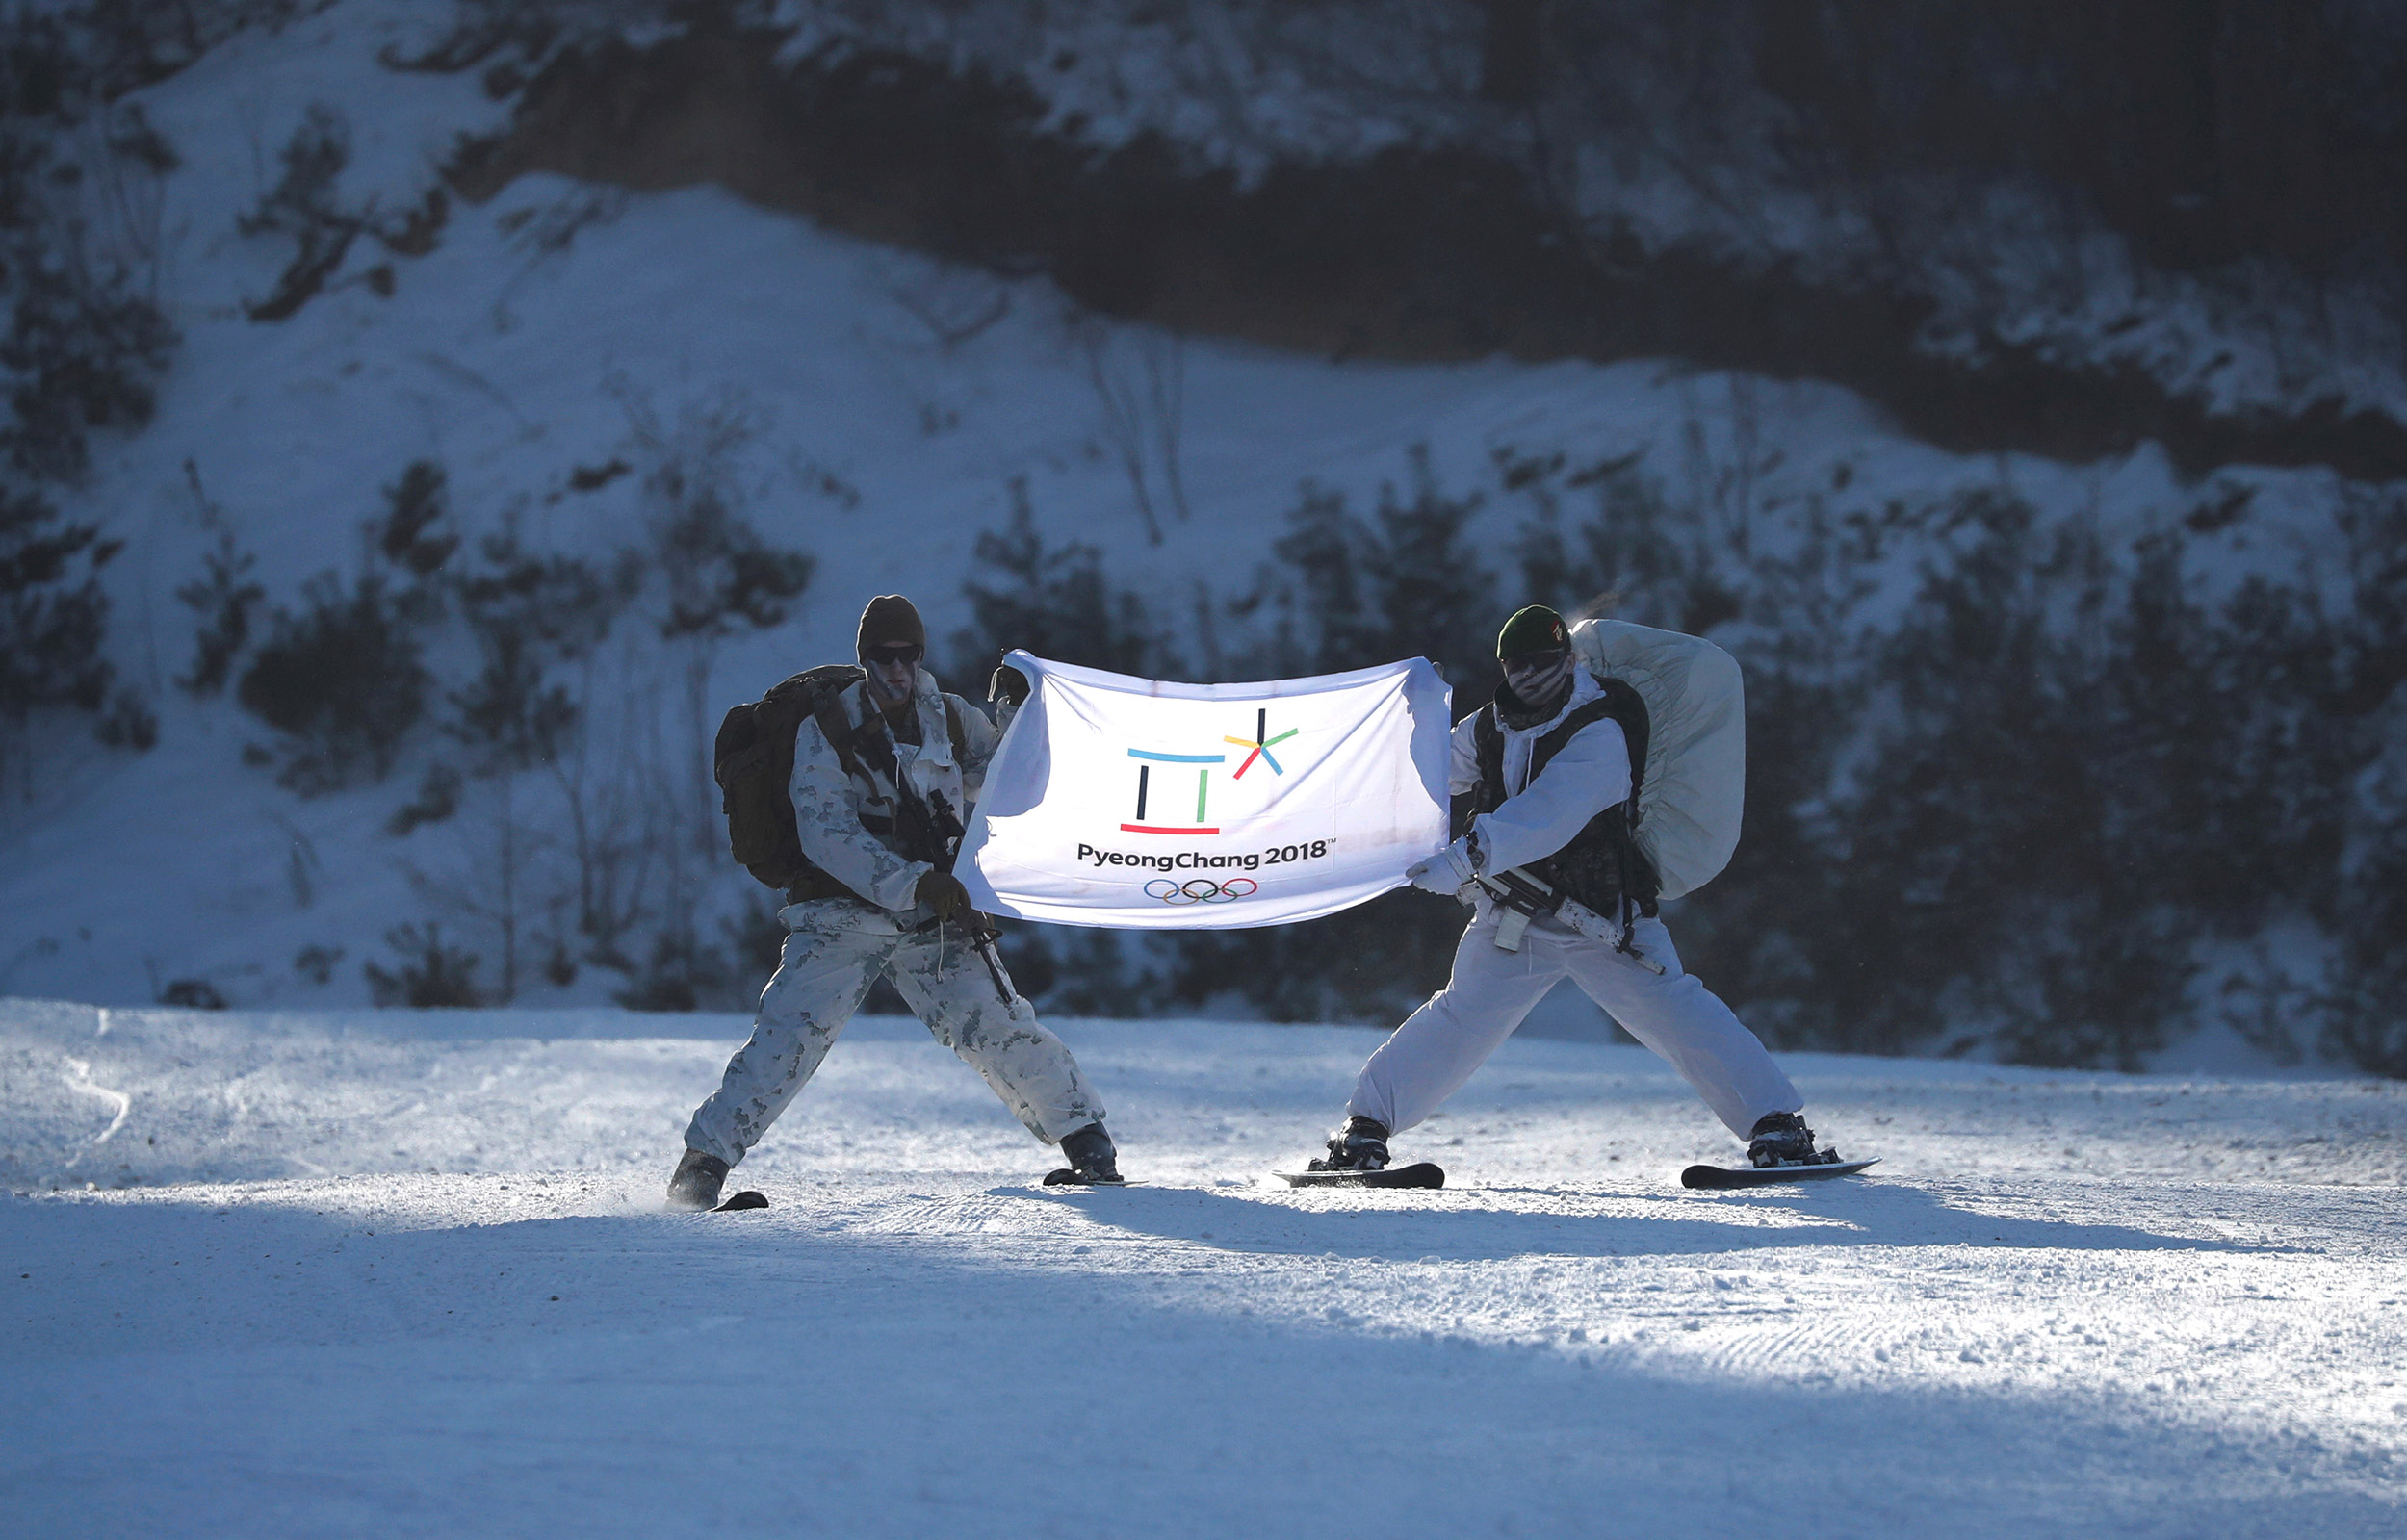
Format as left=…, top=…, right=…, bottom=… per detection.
left=1307, top=1116, right=1390, bottom=1172
left=1046, top=1123, right=1126, bottom=1186
left=665, top=1148, right=730, bottom=1210
left=1747, top=1112, right=1839, bottom=1169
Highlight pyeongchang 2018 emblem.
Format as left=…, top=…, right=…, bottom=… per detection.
left=1144, top=877, right=1257, bottom=905
left=1122, top=708, right=1297, bottom=836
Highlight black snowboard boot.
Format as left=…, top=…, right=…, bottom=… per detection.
left=1747, top=1112, right=1839, bottom=1169
left=665, top=1148, right=730, bottom=1210
left=1307, top=1116, right=1390, bottom=1172
left=1050, top=1123, right=1125, bottom=1185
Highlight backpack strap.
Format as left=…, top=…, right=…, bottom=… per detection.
left=1472, top=706, right=1505, bottom=815
left=760, top=664, right=872, bottom=783
left=1530, top=675, right=1655, bottom=953
left=1527, top=677, right=1647, bottom=809
left=943, top=696, right=970, bottom=767
left=812, top=687, right=870, bottom=783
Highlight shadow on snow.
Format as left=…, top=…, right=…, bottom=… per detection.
left=1009, top=1176, right=2270, bottom=1263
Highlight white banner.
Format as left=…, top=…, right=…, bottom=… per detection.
left=958, top=652, right=1453, bottom=929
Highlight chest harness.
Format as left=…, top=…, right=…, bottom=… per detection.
left=1468, top=675, right=1661, bottom=950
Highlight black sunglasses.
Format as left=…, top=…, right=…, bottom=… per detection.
left=1502, top=649, right=1568, bottom=673
left=865, top=644, right=924, bottom=666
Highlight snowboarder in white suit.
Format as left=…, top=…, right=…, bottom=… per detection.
left=1312, top=604, right=1842, bottom=1175
left=667, top=596, right=1118, bottom=1209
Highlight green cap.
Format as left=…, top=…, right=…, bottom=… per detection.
left=1496, top=604, right=1569, bottom=660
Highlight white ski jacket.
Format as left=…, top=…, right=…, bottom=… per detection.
left=1450, top=670, right=1633, bottom=875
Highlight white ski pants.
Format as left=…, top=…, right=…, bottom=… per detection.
left=1349, top=906, right=1801, bottom=1141
left=685, top=899, right=1105, bottom=1166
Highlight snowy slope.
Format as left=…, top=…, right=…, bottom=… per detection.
left=0, top=4, right=2387, bottom=1088
left=1, top=4, right=2363, bottom=1037
left=4, top=997, right=2403, bottom=1537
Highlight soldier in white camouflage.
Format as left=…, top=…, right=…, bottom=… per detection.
left=667, top=596, right=1118, bottom=1209
left=1310, top=604, right=1834, bottom=1178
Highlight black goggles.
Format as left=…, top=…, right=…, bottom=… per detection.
left=864, top=644, right=924, bottom=666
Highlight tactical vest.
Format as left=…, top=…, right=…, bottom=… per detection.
left=1468, top=675, right=1660, bottom=920
left=713, top=668, right=970, bottom=904
left=837, top=691, right=972, bottom=869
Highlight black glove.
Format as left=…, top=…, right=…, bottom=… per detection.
left=917, top=870, right=970, bottom=921
left=990, top=665, right=1030, bottom=706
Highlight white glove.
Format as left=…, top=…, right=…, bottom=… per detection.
left=1407, top=836, right=1481, bottom=895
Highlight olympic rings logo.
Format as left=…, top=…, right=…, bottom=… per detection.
left=1144, top=877, right=1258, bottom=905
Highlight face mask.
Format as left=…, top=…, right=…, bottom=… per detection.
left=1502, top=649, right=1573, bottom=716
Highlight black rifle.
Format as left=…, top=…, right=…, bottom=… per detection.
left=919, top=787, right=1017, bottom=1008
left=857, top=712, right=1018, bottom=1007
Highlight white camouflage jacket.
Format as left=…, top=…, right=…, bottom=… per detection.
left=788, top=670, right=1016, bottom=919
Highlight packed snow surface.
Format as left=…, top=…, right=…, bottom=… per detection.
left=5, top=998, right=2402, bottom=1537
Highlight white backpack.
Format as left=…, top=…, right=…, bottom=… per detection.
left=1567, top=618, right=1747, bottom=901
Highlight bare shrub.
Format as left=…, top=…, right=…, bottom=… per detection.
left=364, top=923, right=486, bottom=1008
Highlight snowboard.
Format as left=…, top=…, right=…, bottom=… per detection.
left=1276, top=1162, right=1446, bottom=1190
left=1042, top=1168, right=1132, bottom=1187
left=1680, top=1157, right=1878, bottom=1191
left=712, top=1190, right=769, bottom=1212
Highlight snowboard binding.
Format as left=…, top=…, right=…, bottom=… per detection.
left=1045, top=1122, right=1126, bottom=1186
left=1307, top=1116, right=1391, bottom=1173
left=1746, top=1112, right=1841, bottom=1169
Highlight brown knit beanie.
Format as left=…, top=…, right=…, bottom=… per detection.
left=857, top=595, right=926, bottom=655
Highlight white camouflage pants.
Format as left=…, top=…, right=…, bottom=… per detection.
left=685, top=899, right=1105, bottom=1166
left=1349, top=905, right=1802, bottom=1141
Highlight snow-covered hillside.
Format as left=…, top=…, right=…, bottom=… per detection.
left=5, top=997, right=2403, bottom=1536
left=3, top=4, right=2380, bottom=1059
left=745, top=0, right=2407, bottom=431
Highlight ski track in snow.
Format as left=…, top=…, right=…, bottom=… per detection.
left=56, top=1055, right=132, bottom=1165
left=3, top=1000, right=2402, bottom=1538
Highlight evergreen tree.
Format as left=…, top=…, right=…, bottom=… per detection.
left=0, top=481, right=116, bottom=792
left=948, top=476, right=1168, bottom=684
left=174, top=530, right=263, bottom=696
left=0, top=14, right=177, bottom=480
left=237, top=570, right=428, bottom=794
left=446, top=533, right=631, bottom=776
left=2319, top=486, right=2407, bottom=1075
left=1261, top=445, right=1494, bottom=689
left=376, top=460, right=459, bottom=577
